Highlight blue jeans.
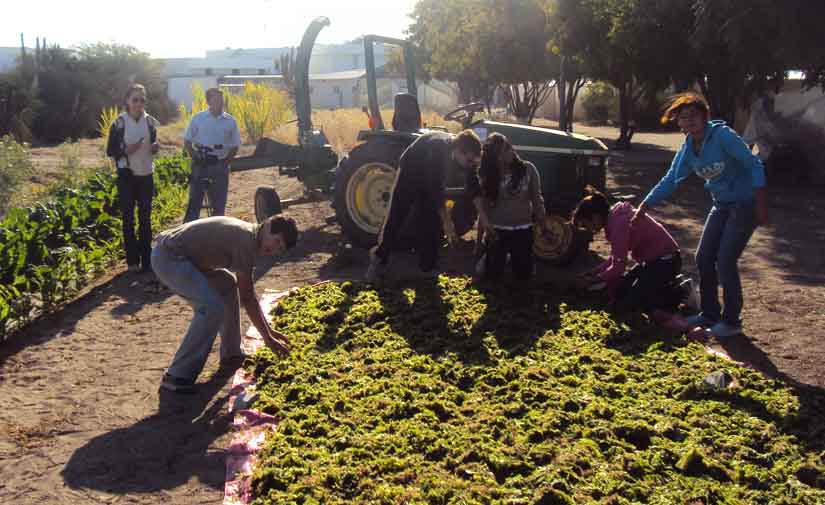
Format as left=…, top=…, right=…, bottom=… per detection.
left=695, top=201, right=756, bottom=325
left=184, top=160, right=229, bottom=222
left=151, top=245, right=242, bottom=381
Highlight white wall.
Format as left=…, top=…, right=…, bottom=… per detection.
left=310, top=78, right=360, bottom=109
left=167, top=76, right=218, bottom=110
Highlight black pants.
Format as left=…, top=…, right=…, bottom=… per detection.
left=615, top=252, right=682, bottom=312
left=117, top=170, right=154, bottom=269
left=374, top=178, right=441, bottom=271
left=484, top=227, right=534, bottom=281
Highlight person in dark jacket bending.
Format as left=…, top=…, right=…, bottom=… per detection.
left=366, top=130, right=482, bottom=281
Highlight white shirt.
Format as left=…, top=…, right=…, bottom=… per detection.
left=184, top=110, right=241, bottom=160
left=120, top=112, right=154, bottom=176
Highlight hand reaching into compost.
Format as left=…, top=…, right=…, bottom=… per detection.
left=263, top=330, right=290, bottom=357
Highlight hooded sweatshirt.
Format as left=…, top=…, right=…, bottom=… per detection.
left=642, top=120, right=766, bottom=207
left=596, top=202, right=679, bottom=284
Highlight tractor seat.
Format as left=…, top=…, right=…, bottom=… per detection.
left=391, top=93, right=422, bottom=133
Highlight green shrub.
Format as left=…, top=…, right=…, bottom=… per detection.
left=581, top=81, right=618, bottom=123
left=225, top=82, right=292, bottom=144
left=0, top=72, right=38, bottom=142
left=0, top=135, right=34, bottom=215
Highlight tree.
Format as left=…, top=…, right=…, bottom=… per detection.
left=30, top=43, right=174, bottom=142
left=546, top=0, right=598, bottom=131
left=76, top=43, right=175, bottom=123
left=556, top=0, right=693, bottom=147
left=770, top=0, right=825, bottom=91
left=408, top=0, right=558, bottom=123
left=690, top=0, right=787, bottom=124
left=407, top=0, right=498, bottom=105
left=488, top=0, right=559, bottom=123
left=0, top=72, right=38, bottom=141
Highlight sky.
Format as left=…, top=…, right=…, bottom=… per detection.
left=2, top=0, right=420, bottom=58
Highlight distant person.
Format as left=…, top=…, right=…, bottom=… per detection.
left=470, top=133, right=546, bottom=281
left=633, top=93, right=768, bottom=338
left=151, top=215, right=298, bottom=393
left=573, top=186, right=693, bottom=317
left=366, top=130, right=482, bottom=281
left=362, top=105, right=378, bottom=130
left=183, top=88, right=241, bottom=222
left=106, top=83, right=160, bottom=273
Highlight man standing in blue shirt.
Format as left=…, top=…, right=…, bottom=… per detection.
left=183, top=88, right=241, bottom=222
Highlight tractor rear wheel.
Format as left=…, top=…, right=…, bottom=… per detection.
left=254, top=186, right=282, bottom=223
left=333, top=140, right=477, bottom=249
left=533, top=215, right=591, bottom=265
left=334, top=141, right=406, bottom=249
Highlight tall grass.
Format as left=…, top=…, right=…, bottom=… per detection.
left=225, top=83, right=292, bottom=144
left=161, top=105, right=461, bottom=154
left=54, top=140, right=102, bottom=189
left=190, top=83, right=208, bottom=120
left=272, top=108, right=458, bottom=154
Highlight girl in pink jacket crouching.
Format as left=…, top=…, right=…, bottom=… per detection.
left=573, top=187, right=699, bottom=330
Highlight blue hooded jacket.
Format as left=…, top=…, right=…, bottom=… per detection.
left=643, top=120, right=766, bottom=207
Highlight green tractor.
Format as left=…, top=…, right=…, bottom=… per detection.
left=231, top=17, right=609, bottom=264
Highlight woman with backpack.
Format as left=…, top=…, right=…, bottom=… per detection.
left=106, top=83, right=160, bottom=273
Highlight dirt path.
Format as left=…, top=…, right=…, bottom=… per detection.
left=1, top=124, right=823, bottom=504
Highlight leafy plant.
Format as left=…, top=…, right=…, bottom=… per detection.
left=0, top=155, right=190, bottom=341
left=248, top=278, right=825, bottom=504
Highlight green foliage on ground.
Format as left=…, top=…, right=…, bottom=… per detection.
left=248, top=277, right=825, bottom=504
left=0, top=155, right=190, bottom=340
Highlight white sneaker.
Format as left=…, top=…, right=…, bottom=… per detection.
left=684, top=314, right=716, bottom=328
left=710, top=321, right=743, bottom=338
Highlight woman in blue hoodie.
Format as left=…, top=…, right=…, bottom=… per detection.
left=632, top=93, right=768, bottom=338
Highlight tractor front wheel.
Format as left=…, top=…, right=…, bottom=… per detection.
left=254, top=186, right=282, bottom=223
left=533, top=215, right=591, bottom=265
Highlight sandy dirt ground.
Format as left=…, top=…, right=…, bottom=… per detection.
left=1, top=123, right=823, bottom=504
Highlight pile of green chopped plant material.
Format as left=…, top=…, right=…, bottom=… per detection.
left=247, top=276, right=825, bottom=505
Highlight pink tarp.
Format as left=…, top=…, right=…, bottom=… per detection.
left=223, top=290, right=287, bottom=505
